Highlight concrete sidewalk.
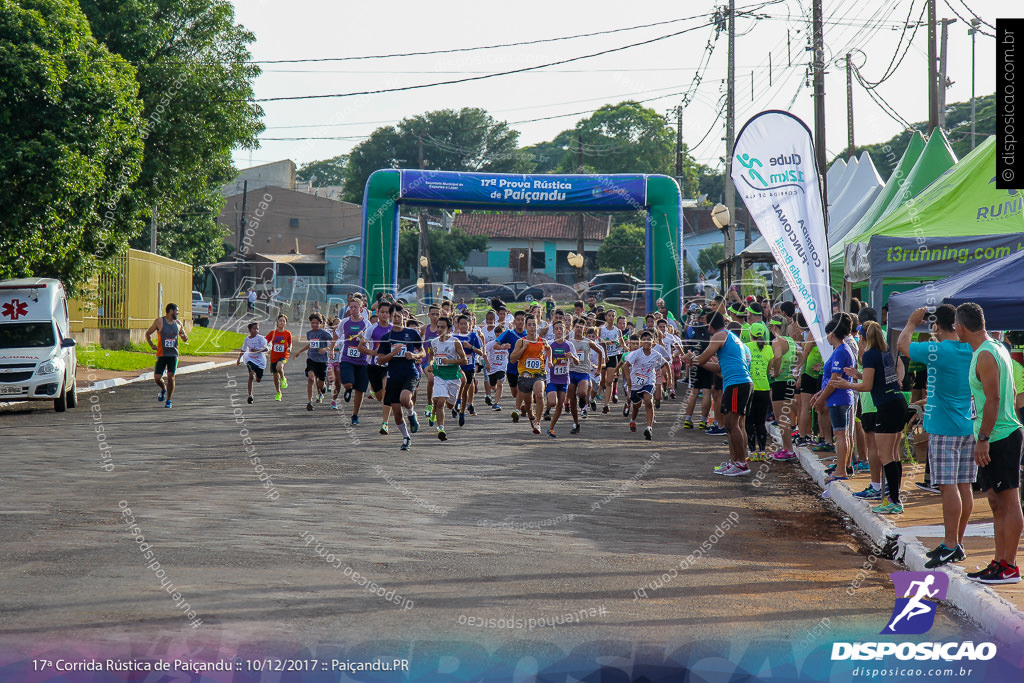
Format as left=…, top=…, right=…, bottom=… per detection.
left=771, top=424, right=1024, bottom=643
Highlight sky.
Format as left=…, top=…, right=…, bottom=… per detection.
left=229, top=0, right=1002, bottom=178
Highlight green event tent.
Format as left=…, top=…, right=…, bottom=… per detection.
left=841, top=135, right=1024, bottom=304
left=827, top=132, right=926, bottom=281
left=831, top=130, right=957, bottom=280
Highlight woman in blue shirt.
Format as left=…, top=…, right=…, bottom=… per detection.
left=812, top=313, right=856, bottom=484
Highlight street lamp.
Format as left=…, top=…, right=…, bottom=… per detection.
left=711, top=203, right=733, bottom=290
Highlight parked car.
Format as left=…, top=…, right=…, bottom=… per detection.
left=396, top=284, right=454, bottom=304
left=192, top=290, right=212, bottom=327
left=479, top=282, right=545, bottom=302
left=0, top=278, right=78, bottom=411
left=583, top=272, right=644, bottom=299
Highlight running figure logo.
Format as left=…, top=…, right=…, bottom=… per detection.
left=736, top=153, right=767, bottom=187
left=882, top=571, right=949, bottom=635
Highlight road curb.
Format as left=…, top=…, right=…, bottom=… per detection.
left=770, top=424, right=1024, bottom=641
left=82, top=360, right=233, bottom=393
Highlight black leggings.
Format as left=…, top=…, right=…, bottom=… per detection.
left=746, top=390, right=772, bottom=451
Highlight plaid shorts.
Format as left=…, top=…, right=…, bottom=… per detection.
left=929, top=433, right=978, bottom=485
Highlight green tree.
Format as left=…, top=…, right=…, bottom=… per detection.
left=596, top=223, right=645, bottom=276
left=553, top=101, right=701, bottom=196
left=518, top=130, right=576, bottom=173
left=0, top=0, right=145, bottom=292
left=297, top=154, right=348, bottom=186
left=697, top=243, right=725, bottom=275
left=342, top=108, right=530, bottom=203
left=398, top=225, right=489, bottom=281
left=78, top=0, right=264, bottom=273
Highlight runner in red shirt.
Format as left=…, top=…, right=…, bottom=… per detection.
left=265, top=314, right=293, bottom=401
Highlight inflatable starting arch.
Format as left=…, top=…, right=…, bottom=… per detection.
left=359, top=170, right=685, bottom=315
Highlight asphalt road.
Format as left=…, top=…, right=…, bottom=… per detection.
left=0, top=365, right=983, bottom=665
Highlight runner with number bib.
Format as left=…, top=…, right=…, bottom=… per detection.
left=544, top=320, right=578, bottom=438
left=484, top=324, right=509, bottom=411
left=335, top=300, right=370, bottom=425
left=265, top=314, right=292, bottom=401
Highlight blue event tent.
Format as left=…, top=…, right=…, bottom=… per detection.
left=887, top=245, right=1024, bottom=331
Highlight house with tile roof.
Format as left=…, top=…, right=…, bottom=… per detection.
left=455, top=213, right=611, bottom=285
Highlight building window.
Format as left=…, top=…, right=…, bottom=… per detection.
left=289, top=218, right=299, bottom=228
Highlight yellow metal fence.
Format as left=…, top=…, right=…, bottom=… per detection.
left=69, top=249, right=192, bottom=332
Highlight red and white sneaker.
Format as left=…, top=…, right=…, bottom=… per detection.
left=974, top=560, right=1022, bottom=584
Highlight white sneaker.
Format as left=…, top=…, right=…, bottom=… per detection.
left=723, top=462, right=752, bottom=476
left=714, top=461, right=734, bottom=474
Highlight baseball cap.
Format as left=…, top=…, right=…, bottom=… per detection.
left=728, top=303, right=746, bottom=316
left=745, top=295, right=756, bottom=303
left=749, top=322, right=768, bottom=338
left=688, top=303, right=701, bottom=313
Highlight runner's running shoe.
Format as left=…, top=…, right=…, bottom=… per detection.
left=468, top=404, right=475, bottom=415
left=871, top=497, right=904, bottom=514
left=409, top=413, right=420, bottom=433
left=331, top=400, right=338, bottom=410
left=654, top=398, right=661, bottom=409
left=492, top=404, right=502, bottom=411
left=683, top=419, right=694, bottom=429
left=247, top=395, right=254, bottom=404
left=852, top=485, right=883, bottom=500
left=164, top=400, right=172, bottom=408
left=437, top=427, right=447, bottom=441
left=771, top=450, right=798, bottom=461
left=723, top=462, right=752, bottom=476
left=532, top=423, right=541, bottom=435
left=306, top=401, right=313, bottom=411
left=511, top=409, right=520, bottom=423
left=714, top=461, right=733, bottom=473
left=280, top=377, right=287, bottom=389
left=344, top=388, right=353, bottom=402
left=966, top=560, right=1000, bottom=580
left=351, top=415, right=359, bottom=426
left=974, top=561, right=1021, bottom=584
left=158, top=389, right=165, bottom=402
left=458, top=413, right=465, bottom=427
left=924, top=543, right=965, bottom=569
left=602, top=406, right=609, bottom=414
left=570, top=423, right=580, bottom=434
left=697, top=421, right=709, bottom=430
left=379, top=422, right=389, bottom=435
left=400, top=437, right=411, bottom=451
left=629, top=421, right=637, bottom=432
left=581, top=407, right=588, bottom=419
left=484, top=395, right=492, bottom=406
left=275, top=391, right=282, bottom=401
left=548, top=429, right=557, bottom=438
left=705, top=425, right=727, bottom=435
left=915, top=481, right=940, bottom=494
left=644, top=427, right=652, bottom=441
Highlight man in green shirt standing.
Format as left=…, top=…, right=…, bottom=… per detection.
left=956, top=303, right=1024, bottom=584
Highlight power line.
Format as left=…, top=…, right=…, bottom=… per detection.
left=248, top=1, right=785, bottom=64
left=957, top=0, right=994, bottom=30
left=942, top=0, right=995, bottom=37
left=252, top=22, right=719, bottom=102
left=858, top=0, right=928, bottom=89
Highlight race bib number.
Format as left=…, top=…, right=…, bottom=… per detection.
left=492, top=352, right=508, bottom=365
left=635, top=372, right=650, bottom=385
left=273, top=343, right=285, bottom=353
left=524, top=358, right=543, bottom=371
left=608, top=343, right=621, bottom=355
left=309, top=340, right=320, bottom=349
left=553, top=365, right=568, bottom=376
left=163, top=339, right=175, bottom=348
left=394, top=346, right=406, bottom=358
left=346, top=346, right=361, bottom=358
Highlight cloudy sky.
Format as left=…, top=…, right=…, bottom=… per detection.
left=230, top=0, right=1002, bottom=175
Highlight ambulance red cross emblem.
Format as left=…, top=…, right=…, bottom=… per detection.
left=1, top=300, right=28, bottom=320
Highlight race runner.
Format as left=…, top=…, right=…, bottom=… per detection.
left=265, top=314, right=292, bottom=401
left=484, top=324, right=509, bottom=411
left=509, top=314, right=550, bottom=434
left=144, top=303, right=189, bottom=409
left=293, top=312, right=333, bottom=412
left=623, top=330, right=668, bottom=441
left=544, top=319, right=578, bottom=437
left=359, top=301, right=393, bottom=434
left=334, top=299, right=370, bottom=425
left=377, top=308, right=424, bottom=451
left=567, top=318, right=604, bottom=434
left=427, top=316, right=467, bottom=441
left=237, top=321, right=269, bottom=404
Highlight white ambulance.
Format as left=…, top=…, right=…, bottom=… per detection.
left=0, top=278, right=78, bottom=411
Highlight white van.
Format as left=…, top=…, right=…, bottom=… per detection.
left=0, top=278, right=78, bottom=411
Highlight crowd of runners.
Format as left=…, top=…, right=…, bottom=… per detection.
left=149, top=287, right=1024, bottom=585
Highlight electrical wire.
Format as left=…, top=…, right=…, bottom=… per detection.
left=942, top=0, right=995, bottom=37
left=253, top=22, right=719, bottom=102
left=957, top=0, right=995, bottom=30
left=858, top=0, right=928, bottom=89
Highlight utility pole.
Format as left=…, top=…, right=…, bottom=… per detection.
left=812, top=0, right=827, bottom=205
left=845, top=53, right=855, bottom=158
left=675, top=105, right=683, bottom=179
left=970, top=18, right=980, bottom=149
left=928, top=0, right=938, bottom=133
left=576, top=131, right=586, bottom=282
left=937, top=18, right=956, bottom=129
left=724, top=0, right=737, bottom=289
left=416, top=135, right=431, bottom=296
left=237, top=179, right=247, bottom=294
